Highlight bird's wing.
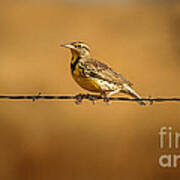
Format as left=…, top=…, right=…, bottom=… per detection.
left=79, top=58, right=133, bottom=86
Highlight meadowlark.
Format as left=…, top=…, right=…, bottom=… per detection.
left=61, top=41, right=146, bottom=105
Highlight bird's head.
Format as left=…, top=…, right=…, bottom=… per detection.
left=61, top=42, right=90, bottom=58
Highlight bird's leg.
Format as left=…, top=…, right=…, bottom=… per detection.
left=75, top=93, right=85, bottom=104
left=108, top=89, right=120, bottom=97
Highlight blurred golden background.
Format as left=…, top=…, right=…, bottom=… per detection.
left=0, top=0, right=180, bottom=179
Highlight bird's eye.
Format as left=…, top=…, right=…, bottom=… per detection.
left=76, top=45, right=81, bottom=48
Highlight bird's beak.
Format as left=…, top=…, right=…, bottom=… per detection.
left=60, top=44, right=75, bottom=49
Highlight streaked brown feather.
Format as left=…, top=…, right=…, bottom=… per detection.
left=78, top=58, right=132, bottom=86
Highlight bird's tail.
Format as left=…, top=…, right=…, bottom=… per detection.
left=123, top=84, right=146, bottom=106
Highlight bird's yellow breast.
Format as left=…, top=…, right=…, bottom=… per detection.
left=72, top=64, right=103, bottom=92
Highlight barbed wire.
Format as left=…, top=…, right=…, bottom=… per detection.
left=0, top=93, right=180, bottom=105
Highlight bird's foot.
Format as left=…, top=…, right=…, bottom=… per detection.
left=86, top=94, right=99, bottom=105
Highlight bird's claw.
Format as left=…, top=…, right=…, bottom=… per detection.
left=75, top=93, right=112, bottom=105
left=87, top=94, right=97, bottom=105
left=75, top=93, right=98, bottom=105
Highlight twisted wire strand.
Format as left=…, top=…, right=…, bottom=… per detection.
left=0, top=94, right=179, bottom=104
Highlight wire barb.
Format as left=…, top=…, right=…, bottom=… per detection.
left=32, top=92, right=42, bottom=102
left=149, top=96, right=153, bottom=105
